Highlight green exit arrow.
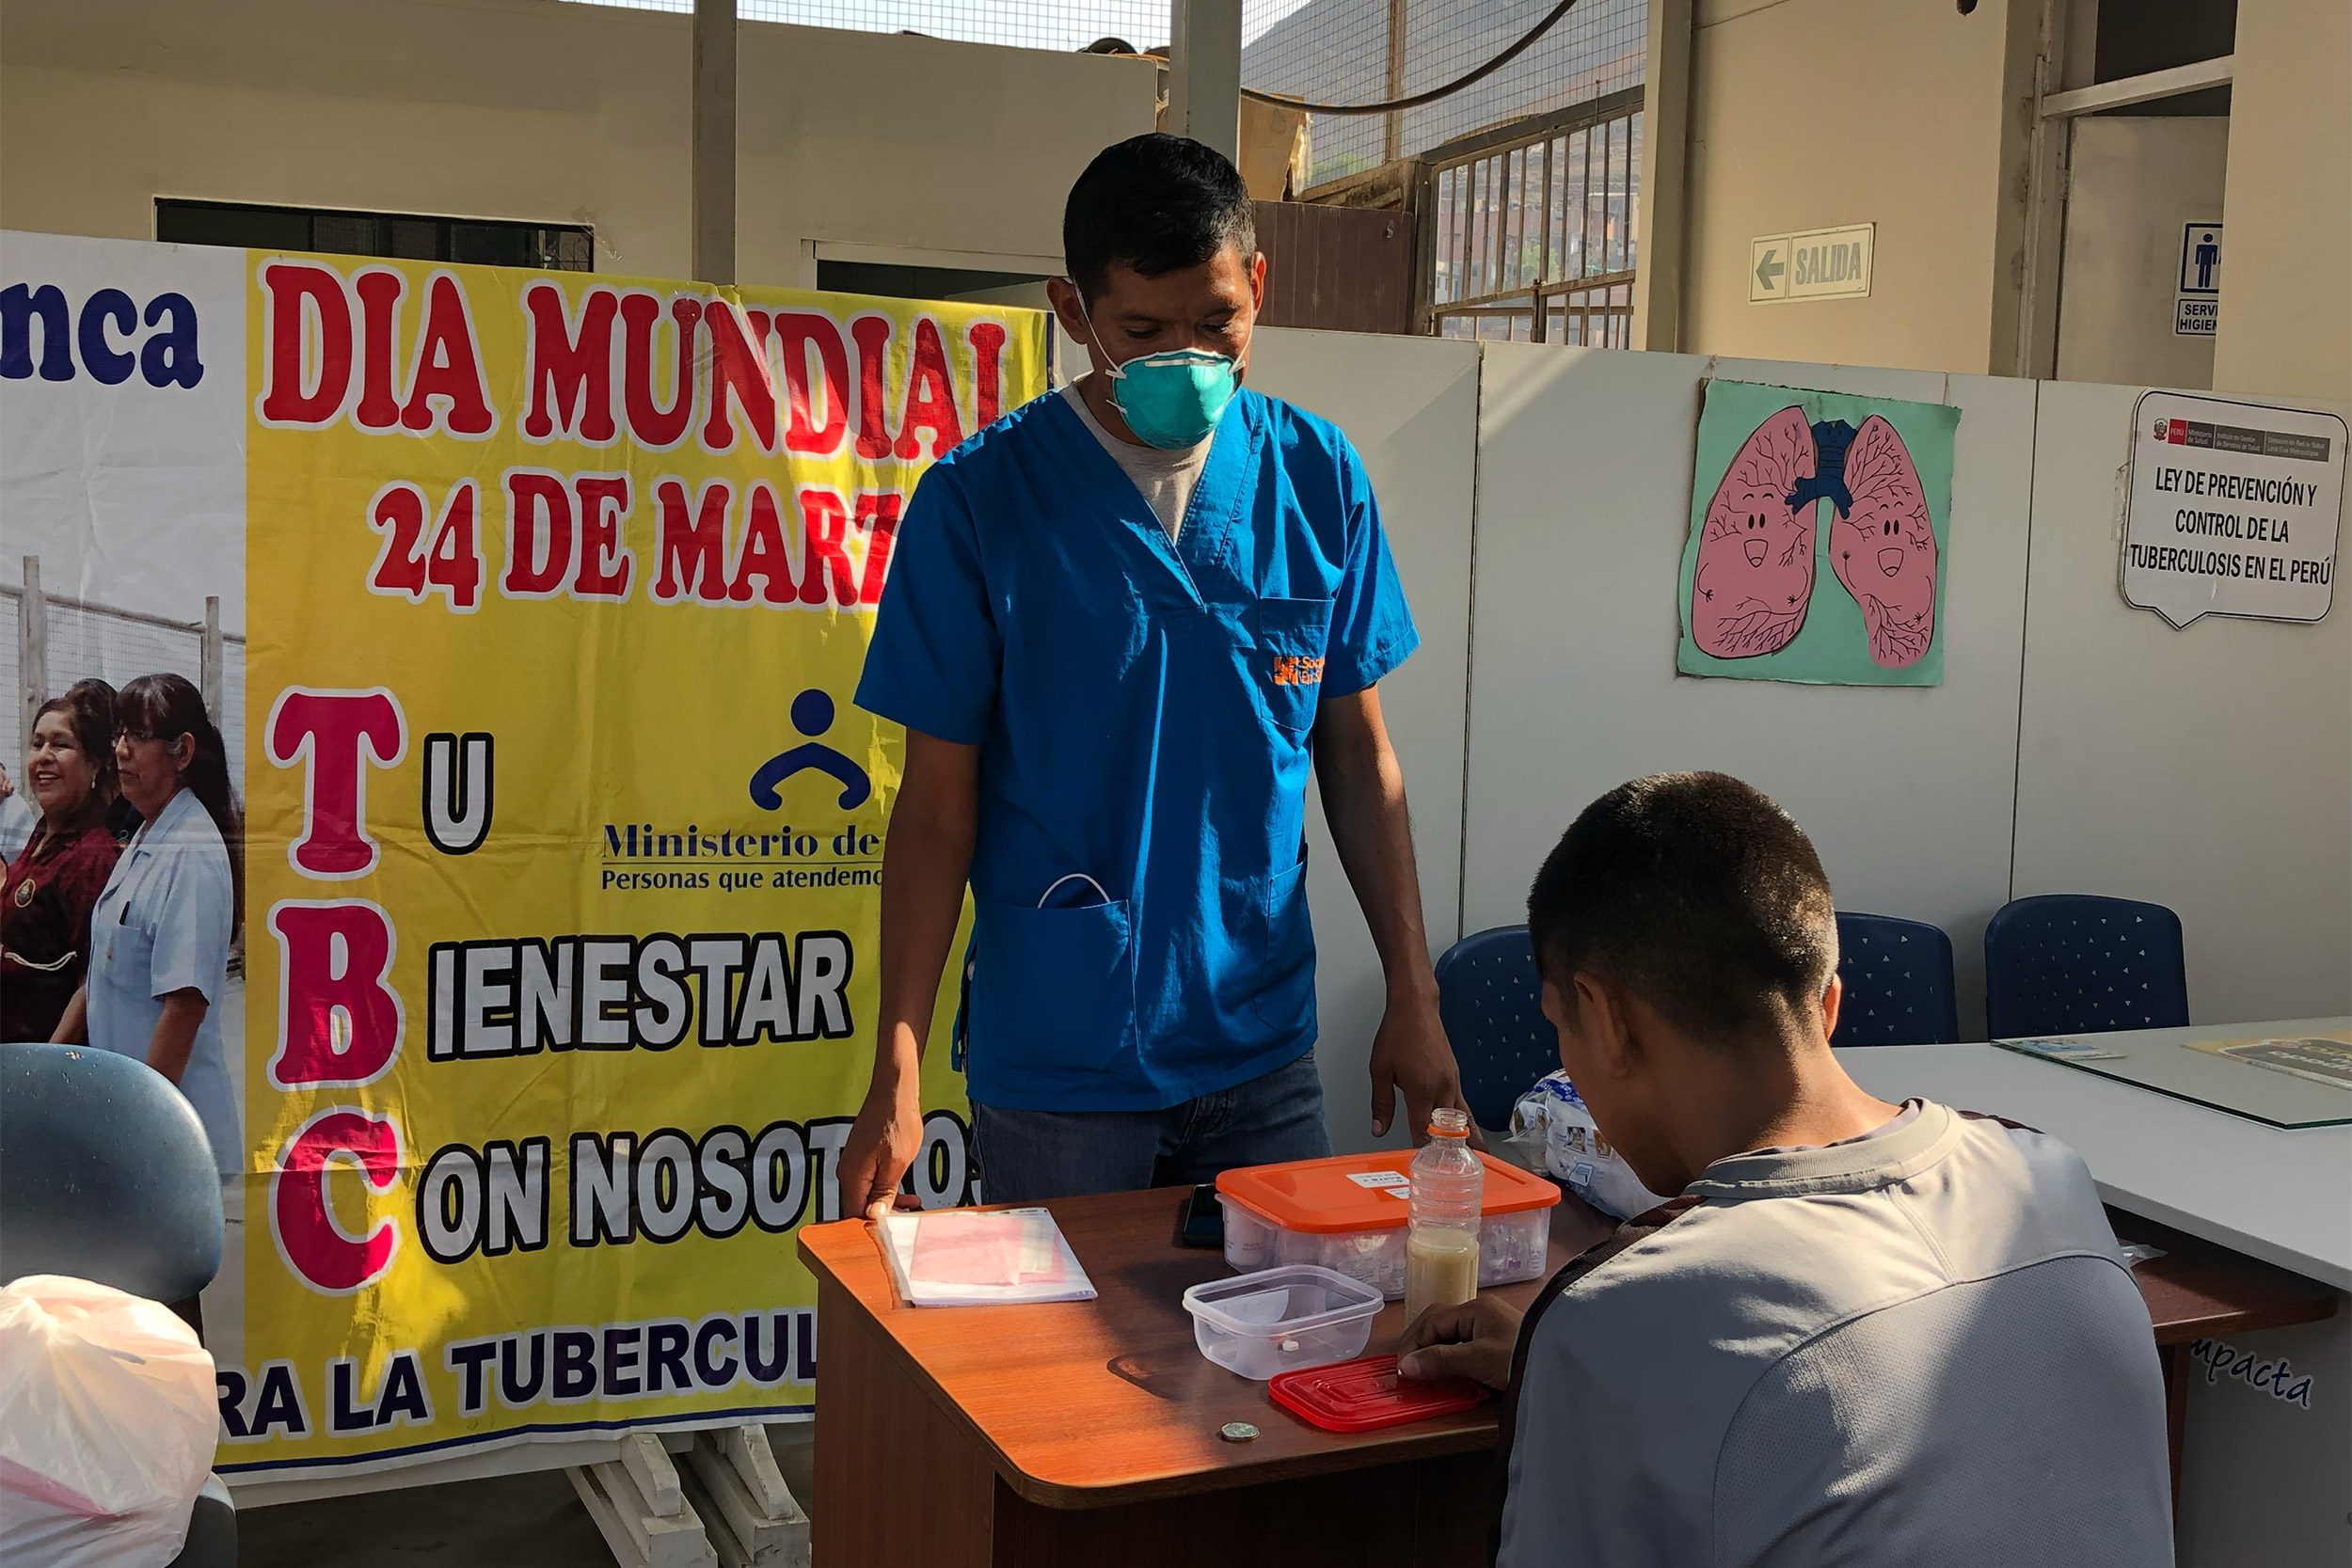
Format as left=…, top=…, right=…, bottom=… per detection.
left=1755, top=247, right=1785, bottom=292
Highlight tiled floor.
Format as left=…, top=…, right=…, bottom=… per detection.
left=239, top=1427, right=816, bottom=1565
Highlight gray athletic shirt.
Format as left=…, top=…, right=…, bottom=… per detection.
left=1061, top=380, right=1210, bottom=542
left=1497, top=1099, right=2174, bottom=1567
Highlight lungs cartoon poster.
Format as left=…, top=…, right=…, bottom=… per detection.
left=1677, top=379, right=1960, bottom=685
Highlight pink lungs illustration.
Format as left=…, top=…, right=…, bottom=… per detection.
left=1830, top=414, right=1938, bottom=668
left=1692, top=406, right=1819, bottom=657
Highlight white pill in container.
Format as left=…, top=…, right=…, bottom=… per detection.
left=1181, top=1265, right=1385, bottom=1381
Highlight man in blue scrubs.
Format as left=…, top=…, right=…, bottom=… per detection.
left=839, top=134, right=1471, bottom=1212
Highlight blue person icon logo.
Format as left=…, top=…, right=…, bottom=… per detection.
left=749, top=688, right=871, bottom=810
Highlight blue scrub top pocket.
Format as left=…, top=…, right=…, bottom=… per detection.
left=1252, top=595, right=1336, bottom=737
left=969, top=898, right=1137, bottom=1087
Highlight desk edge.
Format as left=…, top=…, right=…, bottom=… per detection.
left=798, top=1228, right=1505, bottom=1509
left=2098, top=1185, right=2352, bottom=1293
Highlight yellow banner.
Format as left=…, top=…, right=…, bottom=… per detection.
left=228, top=252, right=1042, bottom=1473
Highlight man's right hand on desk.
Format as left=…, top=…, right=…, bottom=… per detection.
left=839, top=1072, right=927, bottom=1223
left=1396, top=1294, right=1524, bottom=1390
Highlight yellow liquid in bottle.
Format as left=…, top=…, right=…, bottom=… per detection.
left=1402, top=1227, right=1481, bottom=1323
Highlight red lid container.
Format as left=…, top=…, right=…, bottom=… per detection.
left=1267, top=1354, right=1490, bottom=1433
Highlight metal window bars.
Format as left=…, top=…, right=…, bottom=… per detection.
left=1422, top=87, right=1641, bottom=345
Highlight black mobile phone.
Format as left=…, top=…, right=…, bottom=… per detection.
left=1175, top=1183, right=1225, bottom=1249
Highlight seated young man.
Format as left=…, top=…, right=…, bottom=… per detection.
left=1398, top=771, right=2173, bottom=1567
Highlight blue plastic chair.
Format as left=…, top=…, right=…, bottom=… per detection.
left=0, top=1042, right=235, bottom=1567
left=1434, top=925, right=1561, bottom=1132
left=0, top=1042, right=224, bottom=1299
left=1831, top=911, right=1961, bottom=1046
left=1983, top=895, right=2190, bottom=1038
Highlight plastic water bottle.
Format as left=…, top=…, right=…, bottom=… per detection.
left=1403, top=1107, right=1485, bottom=1323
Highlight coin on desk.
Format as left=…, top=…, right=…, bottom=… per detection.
left=1218, top=1421, right=1260, bottom=1443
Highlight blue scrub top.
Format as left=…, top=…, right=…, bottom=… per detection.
left=856, top=386, right=1418, bottom=1112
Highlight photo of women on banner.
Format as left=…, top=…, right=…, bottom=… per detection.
left=3, top=685, right=124, bottom=1044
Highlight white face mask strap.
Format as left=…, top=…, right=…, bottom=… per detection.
left=1071, top=290, right=1127, bottom=382
left=1069, top=284, right=1245, bottom=389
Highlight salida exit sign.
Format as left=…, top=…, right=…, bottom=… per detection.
left=1750, top=224, right=1874, bottom=304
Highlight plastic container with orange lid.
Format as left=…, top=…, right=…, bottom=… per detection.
left=1215, top=1149, right=1559, bottom=1299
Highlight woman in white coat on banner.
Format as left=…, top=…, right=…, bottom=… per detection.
left=54, top=671, right=244, bottom=1339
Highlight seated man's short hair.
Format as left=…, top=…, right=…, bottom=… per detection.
left=1527, top=771, right=1838, bottom=1045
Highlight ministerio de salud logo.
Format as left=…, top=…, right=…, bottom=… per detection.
left=599, top=687, right=881, bottom=891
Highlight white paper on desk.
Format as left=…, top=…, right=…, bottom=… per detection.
left=878, top=1208, right=1098, bottom=1307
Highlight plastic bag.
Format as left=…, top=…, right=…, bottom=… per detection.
left=0, top=1275, right=216, bottom=1568
left=1503, top=1072, right=1671, bottom=1221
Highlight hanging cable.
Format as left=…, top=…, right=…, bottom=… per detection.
left=1237, top=0, right=1586, bottom=116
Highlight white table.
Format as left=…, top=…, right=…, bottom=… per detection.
left=1837, top=1018, right=2352, bottom=1291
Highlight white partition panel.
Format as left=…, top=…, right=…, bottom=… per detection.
left=1461, top=345, right=2040, bottom=1038
left=2013, top=381, right=2352, bottom=1022
left=1246, top=328, right=1483, bottom=1152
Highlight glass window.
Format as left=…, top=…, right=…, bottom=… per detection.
left=1432, top=168, right=1451, bottom=304
left=1587, top=128, right=1611, bottom=277
left=1565, top=128, right=1589, bottom=280
left=1605, top=118, right=1629, bottom=275
left=154, top=199, right=593, bottom=272
left=1468, top=160, right=1488, bottom=300
left=1548, top=138, right=1569, bottom=284
left=1626, top=112, right=1645, bottom=273
left=1502, top=148, right=1524, bottom=293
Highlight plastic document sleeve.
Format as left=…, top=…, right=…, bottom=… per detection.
left=876, top=1207, right=1098, bottom=1307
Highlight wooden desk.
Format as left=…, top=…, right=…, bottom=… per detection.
left=2105, top=1208, right=2338, bottom=1513
left=799, top=1187, right=1616, bottom=1567
left=801, top=1187, right=2335, bottom=1564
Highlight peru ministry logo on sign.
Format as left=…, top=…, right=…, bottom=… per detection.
left=2122, top=390, right=2346, bottom=628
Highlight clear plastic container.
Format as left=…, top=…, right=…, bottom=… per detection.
left=1216, top=1151, right=1559, bottom=1301
left=1182, top=1265, right=1385, bottom=1380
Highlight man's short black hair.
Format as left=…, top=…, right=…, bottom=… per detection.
left=1064, top=133, right=1256, bottom=304
left=1527, top=772, right=1838, bottom=1044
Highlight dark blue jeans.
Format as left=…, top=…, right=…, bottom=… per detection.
left=969, top=1051, right=1331, bottom=1204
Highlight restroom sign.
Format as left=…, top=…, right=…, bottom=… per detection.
left=1750, top=224, right=1873, bottom=303
left=2122, top=390, right=2345, bottom=627
left=2178, top=222, right=2222, bottom=294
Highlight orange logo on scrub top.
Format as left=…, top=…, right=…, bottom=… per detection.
left=1271, top=655, right=1326, bottom=687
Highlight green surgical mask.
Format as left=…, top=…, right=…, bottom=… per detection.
left=1079, top=306, right=1241, bottom=450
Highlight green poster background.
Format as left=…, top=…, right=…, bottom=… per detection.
left=1677, top=379, right=1962, bottom=686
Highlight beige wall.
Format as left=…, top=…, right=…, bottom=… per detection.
left=2213, top=0, right=2352, bottom=402
left=0, top=0, right=1157, bottom=288
left=1674, top=0, right=2032, bottom=374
